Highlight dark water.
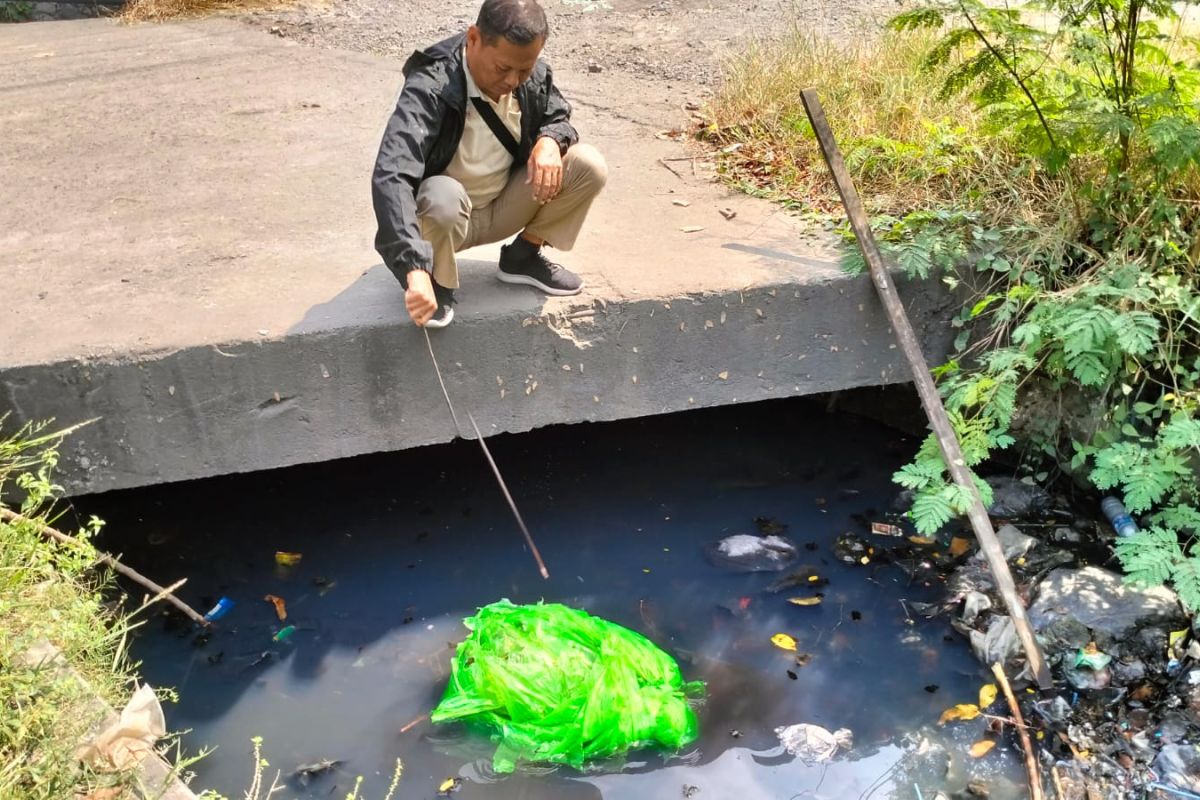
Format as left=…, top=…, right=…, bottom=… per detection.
left=80, top=397, right=1025, bottom=800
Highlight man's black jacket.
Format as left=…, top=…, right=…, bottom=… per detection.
left=371, top=33, right=579, bottom=286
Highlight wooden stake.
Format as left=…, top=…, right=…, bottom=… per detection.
left=992, top=661, right=1045, bottom=800
left=1, top=506, right=210, bottom=627
left=1051, top=764, right=1066, bottom=800
left=799, top=88, right=1052, bottom=689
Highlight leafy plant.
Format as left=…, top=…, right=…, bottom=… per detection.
left=0, top=2, right=34, bottom=23
left=868, top=0, right=1200, bottom=605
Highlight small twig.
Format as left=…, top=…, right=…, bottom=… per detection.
left=992, top=661, right=1044, bottom=800
left=657, top=158, right=685, bottom=180
left=0, top=506, right=210, bottom=627
left=399, top=714, right=426, bottom=734
left=1051, top=765, right=1066, bottom=800
left=981, top=712, right=1036, bottom=730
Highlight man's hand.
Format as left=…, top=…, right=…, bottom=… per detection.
left=526, top=137, right=563, bottom=204
left=405, top=269, right=438, bottom=326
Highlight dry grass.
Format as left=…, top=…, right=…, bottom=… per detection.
left=119, top=0, right=283, bottom=23
left=703, top=27, right=1045, bottom=217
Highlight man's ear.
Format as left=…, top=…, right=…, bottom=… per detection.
left=466, top=25, right=481, bottom=49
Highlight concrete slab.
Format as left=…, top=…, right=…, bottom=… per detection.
left=0, top=19, right=955, bottom=495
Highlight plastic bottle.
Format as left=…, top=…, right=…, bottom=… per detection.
left=202, top=596, right=235, bottom=622
left=1101, top=496, right=1138, bottom=538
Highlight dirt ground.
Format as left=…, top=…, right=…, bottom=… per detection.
left=241, top=0, right=897, bottom=90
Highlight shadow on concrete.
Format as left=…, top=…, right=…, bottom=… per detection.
left=287, top=260, right=549, bottom=336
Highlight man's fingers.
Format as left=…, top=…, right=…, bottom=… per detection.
left=406, top=290, right=435, bottom=326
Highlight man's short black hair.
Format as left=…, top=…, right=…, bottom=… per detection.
left=476, top=0, right=550, bottom=46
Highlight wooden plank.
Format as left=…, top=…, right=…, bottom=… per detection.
left=799, top=88, right=1053, bottom=689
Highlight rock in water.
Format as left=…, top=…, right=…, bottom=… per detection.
left=973, top=524, right=1037, bottom=561
left=1029, top=566, right=1183, bottom=640
left=984, top=476, right=1051, bottom=518
left=705, top=534, right=798, bottom=572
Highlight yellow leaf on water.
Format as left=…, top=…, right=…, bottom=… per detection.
left=808, top=575, right=821, bottom=583
left=438, top=778, right=457, bottom=793
left=938, top=703, right=981, bottom=725
left=787, top=597, right=822, bottom=606
left=771, top=633, right=798, bottom=651
left=949, top=537, right=971, bottom=557
left=908, top=536, right=936, bottom=545
left=979, top=683, right=998, bottom=708
left=969, top=740, right=996, bottom=758
left=275, top=551, right=303, bottom=566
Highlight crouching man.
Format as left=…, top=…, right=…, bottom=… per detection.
left=371, top=0, right=608, bottom=328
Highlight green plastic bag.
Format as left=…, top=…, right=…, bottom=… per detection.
left=430, top=600, right=704, bottom=773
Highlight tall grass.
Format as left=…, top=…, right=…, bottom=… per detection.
left=704, top=27, right=1064, bottom=223
left=0, top=422, right=139, bottom=799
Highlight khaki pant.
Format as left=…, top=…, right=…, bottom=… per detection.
left=416, top=143, right=608, bottom=289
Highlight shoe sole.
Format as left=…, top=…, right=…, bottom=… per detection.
left=496, top=270, right=584, bottom=296
left=424, top=307, right=454, bottom=329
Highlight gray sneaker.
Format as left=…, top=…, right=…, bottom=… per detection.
left=497, top=241, right=584, bottom=296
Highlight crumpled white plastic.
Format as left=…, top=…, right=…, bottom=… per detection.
left=76, top=684, right=166, bottom=772
left=774, top=723, right=854, bottom=764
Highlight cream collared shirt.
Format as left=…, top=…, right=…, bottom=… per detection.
left=443, top=50, right=523, bottom=210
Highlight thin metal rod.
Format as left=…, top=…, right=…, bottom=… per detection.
left=799, top=88, right=1052, bottom=689
left=423, top=328, right=550, bottom=579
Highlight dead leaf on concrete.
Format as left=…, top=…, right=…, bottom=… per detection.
left=681, top=226, right=705, bottom=233
left=719, top=208, right=737, bottom=220
left=672, top=199, right=692, bottom=207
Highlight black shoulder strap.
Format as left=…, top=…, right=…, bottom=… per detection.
left=470, top=96, right=521, bottom=160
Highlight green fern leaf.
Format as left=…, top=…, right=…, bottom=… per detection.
left=1064, top=350, right=1107, bottom=386
left=1160, top=414, right=1200, bottom=450
left=911, top=488, right=955, bottom=534
left=1115, top=526, right=1182, bottom=587
left=1062, top=307, right=1115, bottom=355
left=946, top=483, right=975, bottom=513
left=1153, top=504, right=1200, bottom=535
left=888, top=7, right=947, bottom=30
left=894, top=461, right=939, bottom=490
left=1112, top=311, right=1160, bottom=356
left=1172, top=555, right=1200, bottom=611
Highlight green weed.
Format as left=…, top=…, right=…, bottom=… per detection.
left=0, top=421, right=139, bottom=799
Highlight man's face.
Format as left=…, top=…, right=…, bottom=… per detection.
left=465, top=26, right=544, bottom=101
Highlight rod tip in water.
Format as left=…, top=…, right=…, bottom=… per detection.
left=539, top=566, right=550, bottom=580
